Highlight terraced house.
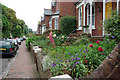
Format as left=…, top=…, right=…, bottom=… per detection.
left=76, top=0, right=120, bottom=37
left=37, top=0, right=120, bottom=37
left=37, top=0, right=76, bottom=35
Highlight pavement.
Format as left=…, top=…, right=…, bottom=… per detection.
left=4, top=41, right=39, bottom=78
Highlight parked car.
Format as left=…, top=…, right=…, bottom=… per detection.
left=0, top=41, right=17, bottom=57
left=20, top=38, right=23, bottom=41
left=6, top=39, right=19, bottom=50
left=23, top=36, right=26, bottom=40
left=17, top=38, right=21, bottom=45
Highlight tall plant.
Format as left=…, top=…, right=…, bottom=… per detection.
left=104, top=11, right=120, bottom=43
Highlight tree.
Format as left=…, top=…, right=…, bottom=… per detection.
left=2, top=4, right=17, bottom=28
left=17, top=19, right=25, bottom=32
left=2, top=15, right=10, bottom=38
left=28, top=28, right=33, bottom=33
left=11, top=25, right=22, bottom=38
left=1, top=3, right=29, bottom=38
left=23, top=24, right=29, bottom=35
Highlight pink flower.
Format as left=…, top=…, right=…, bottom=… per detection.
left=96, top=40, right=100, bottom=44
left=89, top=44, right=93, bottom=47
left=98, top=47, right=104, bottom=52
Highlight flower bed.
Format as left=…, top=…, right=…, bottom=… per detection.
left=41, top=35, right=117, bottom=78
left=26, top=34, right=117, bottom=78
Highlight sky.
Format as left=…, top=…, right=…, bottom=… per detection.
left=0, top=0, right=51, bottom=31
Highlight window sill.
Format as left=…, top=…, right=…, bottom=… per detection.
left=92, top=27, right=96, bottom=29
left=92, top=26, right=96, bottom=29
left=77, top=27, right=82, bottom=30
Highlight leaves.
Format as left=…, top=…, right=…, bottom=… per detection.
left=60, top=16, right=76, bottom=35
left=1, top=3, right=29, bottom=38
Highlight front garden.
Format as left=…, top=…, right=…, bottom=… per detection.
left=26, top=11, right=119, bottom=78
left=26, top=33, right=117, bottom=78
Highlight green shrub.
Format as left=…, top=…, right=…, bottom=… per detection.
left=26, top=34, right=48, bottom=49
left=104, top=11, right=120, bottom=43
left=60, top=16, right=76, bottom=35
left=72, top=36, right=90, bottom=46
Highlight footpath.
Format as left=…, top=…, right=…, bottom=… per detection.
left=6, top=41, right=39, bottom=78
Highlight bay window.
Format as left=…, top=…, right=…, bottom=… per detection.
left=78, top=6, right=82, bottom=30
left=87, top=3, right=95, bottom=29
left=49, top=19, right=52, bottom=30
left=55, top=18, right=58, bottom=30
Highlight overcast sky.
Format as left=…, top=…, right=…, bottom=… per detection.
left=1, top=0, right=51, bottom=31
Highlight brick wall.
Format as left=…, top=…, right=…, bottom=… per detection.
left=112, top=2, right=120, bottom=11
left=92, top=2, right=103, bottom=36
left=86, top=42, right=120, bottom=78
left=45, top=15, right=51, bottom=29
left=52, top=18, right=55, bottom=29
left=59, top=2, right=76, bottom=17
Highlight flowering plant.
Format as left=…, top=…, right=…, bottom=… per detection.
left=41, top=35, right=116, bottom=78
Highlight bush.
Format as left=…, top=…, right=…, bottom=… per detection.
left=104, top=11, right=120, bottom=43
left=26, top=34, right=48, bottom=49
left=60, top=16, right=76, bottom=35
left=72, top=36, right=90, bottom=46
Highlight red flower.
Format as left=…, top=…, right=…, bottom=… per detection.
left=84, top=56, right=86, bottom=58
left=98, top=47, right=104, bottom=52
left=96, top=40, right=100, bottom=44
left=85, top=60, right=87, bottom=62
left=89, top=44, right=93, bottom=47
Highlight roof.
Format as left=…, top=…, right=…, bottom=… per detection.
left=52, top=11, right=59, bottom=15
left=44, top=9, right=52, bottom=15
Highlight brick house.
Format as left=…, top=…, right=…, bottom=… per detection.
left=37, top=0, right=119, bottom=37
left=37, top=9, right=52, bottom=34
left=48, top=0, right=76, bottom=31
left=76, top=0, right=120, bottom=37
left=37, top=0, right=76, bottom=36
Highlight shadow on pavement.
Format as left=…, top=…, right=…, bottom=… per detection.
left=0, top=55, right=14, bottom=59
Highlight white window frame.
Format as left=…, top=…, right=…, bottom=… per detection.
left=77, top=6, right=82, bottom=30
left=55, top=18, right=58, bottom=30
left=87, top=3, right=95, bottom=29
left=49, top=19, right=52, bottom=30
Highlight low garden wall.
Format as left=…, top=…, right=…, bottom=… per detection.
left=29, top=43, right=50, bottom=78
left=29, top=42, right=120, bottom=79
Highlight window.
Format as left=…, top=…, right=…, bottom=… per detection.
left=40, top=27, right=42, bottom=34
left=92, top=4, right=95, bottom=26
left=55, top=18, right=58, bottom=29
left=78, top=6, right=82, bottom=30
left=49, top=19, right=52, bottom=30
left=87, top=3, right=95, bottom=28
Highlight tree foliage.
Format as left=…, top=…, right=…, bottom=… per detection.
left=1, top=3, right=29, bottom=38
left=12, top=25, right=22, bottom=37
left=2, top=15, right=10, bottom=38
left=60, top=16, right=76, bottom=35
